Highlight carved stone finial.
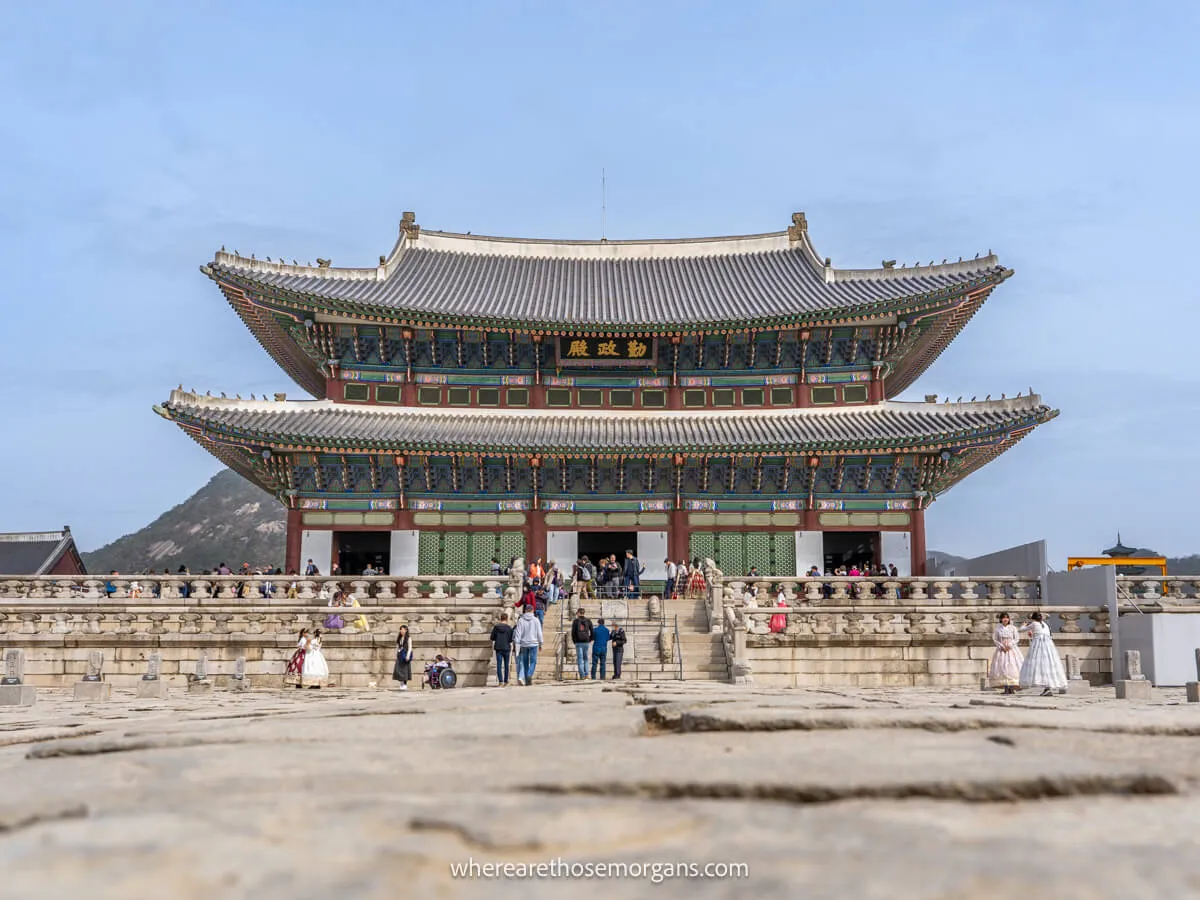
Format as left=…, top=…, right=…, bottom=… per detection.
left=316, top=258, right=331, bottom=268
left=787, top=211, right=807, bottom=241
left=882, top=259, right=896, bottom=269
left=400, top=211, right=420, bottom=241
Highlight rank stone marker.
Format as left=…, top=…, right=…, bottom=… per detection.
left=230, top=655, right=250, bottom=691
left=1187, top=648, right=1199, bottom=703
left=73, top=650, right=111, bottom=701
left=0, top=649, right=36, bottom=706
left=187, top=651, right=213, bottom=694
left=1115, top=649, right=1152, bottom=700
left=135, top=652, right=168, bottom=699
left=1064, top=653, right=1089, bottom=696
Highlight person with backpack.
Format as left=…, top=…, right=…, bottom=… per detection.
left=573, top=556, right=594, bottom=601
left=590, top=617, right=612, bottom=681
left=571, top=607, right=594, bottom=680
left=622, top=549, right=643, bottom=599
left=611, top=623, right=627, bottom=679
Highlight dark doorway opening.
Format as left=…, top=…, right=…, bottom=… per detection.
left=576, top=531, right=637, bottom=568
left=822, top=531, right=879, bottom=573
left=335, top=531, right=391, bottom=576
left=576, top=531, right=638, bottom=598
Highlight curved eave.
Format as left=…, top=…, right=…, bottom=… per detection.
left=156, top=397, right=1059, bottom=461
left=210, top=276, right=327, bottom=398
left=207, top=264, right=1007, bottom=339
left=884, top=277, right=1008, bottom=398
left=928, top=408, right=1060, bottom=497
left=154, top=404, right=287, bottom=496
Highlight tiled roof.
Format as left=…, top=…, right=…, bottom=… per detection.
left=0, top=529, right=80, bottom=575
left=159, top=391, right=1056, bottom=454
left=206, top=224, right=1006, bottom=328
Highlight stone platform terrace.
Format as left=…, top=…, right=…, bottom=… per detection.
left=0, top=683, right=1198, bottom=899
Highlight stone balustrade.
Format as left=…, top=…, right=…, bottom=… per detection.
left=1116, top=575, right=1200, bottom=606
left=716, top=575, right=1042, bottom=607
left=0, top=575, right=518, bottom=606
left=719, top=596, right=1114, bottom=688
left=0, top=592, right=512, bottom=689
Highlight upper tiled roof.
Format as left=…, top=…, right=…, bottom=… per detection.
left=0, top=529, right=82, bottom=576
left=158, top=390, right=1056, bottom=455
left=205, top=215, right=1006, bottom=329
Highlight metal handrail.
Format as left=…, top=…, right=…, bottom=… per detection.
left=674, top=613, right=683, bottom=681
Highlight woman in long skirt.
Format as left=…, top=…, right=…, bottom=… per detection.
left=686, top=557, right=707, bottom=599
left=301, top=629, right=330, bottom=688
left=768, top=590, right=788, bottom=634
left=284, top=628, right=308, bottom=688
left=988, top=613, right=1024, bottom=694
left=392, top=625, right=413, bottom=691
left=1018, top=612, right=1068, bottom=696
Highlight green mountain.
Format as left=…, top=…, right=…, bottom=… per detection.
left=82, top=470, right=286, bottom=574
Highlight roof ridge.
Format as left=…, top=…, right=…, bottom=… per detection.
left=0, top=530, right=69, bottom=542
left=160, top=389, right=1049, bottom=418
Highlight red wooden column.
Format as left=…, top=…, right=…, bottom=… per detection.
left=527, top=509, right=546, bottom=566
left=910, top=507, right=928, bottom=576
left=869, top=366, right=885, bottom=403
left=285, top=508, right=303, bottom=574
left=669, top=507, right=689, bottom=562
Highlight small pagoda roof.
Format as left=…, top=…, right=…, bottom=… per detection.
left=158, top=390, right=1055, bottom=459
left=1104, top=534, right=1138, bottom=557
left=0, top=528, right=85, bottom=576
left=205, top=213, right=1007, bottom=331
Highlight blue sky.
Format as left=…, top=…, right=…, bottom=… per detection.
left=2, top=1, right=1197, bottom=563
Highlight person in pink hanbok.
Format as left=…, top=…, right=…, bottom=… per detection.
left=769, top=590, right=788, bottom=634
left=988, top=612, right=1024, bottom=694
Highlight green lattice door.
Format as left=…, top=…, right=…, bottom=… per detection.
left=689, top=531, right=797, bottom=576
left=417, top=531, right=527, bottom=575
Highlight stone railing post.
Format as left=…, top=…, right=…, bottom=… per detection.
left=730, top=609, right=751, bottom=685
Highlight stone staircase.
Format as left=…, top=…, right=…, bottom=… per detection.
left=504, top=589, right=730, bottom=685
left=662, top=592, right=729, bottom=681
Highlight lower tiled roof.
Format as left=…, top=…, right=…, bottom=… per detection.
left=158, top=391, right=1057, bottom=454
left=0, top=530, right=80, bottom=576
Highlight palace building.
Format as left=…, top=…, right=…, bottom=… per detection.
left=156, top=212, right=1056, bottom=579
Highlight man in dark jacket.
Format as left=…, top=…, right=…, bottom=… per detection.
left=611, top=623, right=627, bottom=679
left=490, top=612, right=514, bottom=686
left=571, top=608, right=594, bottom=680
left=622, top=549, right=642, bottom=598
left=591, top=617, right=612, bottom=680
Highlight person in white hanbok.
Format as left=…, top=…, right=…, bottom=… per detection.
left=1018, top=612, right=1067, bottom=696
left=988, top=613, right=1024, bottom=694
left=301, top=629, right=330, bottom=688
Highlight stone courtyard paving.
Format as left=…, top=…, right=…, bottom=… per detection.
left=1, top=682, right=1198, bottom=900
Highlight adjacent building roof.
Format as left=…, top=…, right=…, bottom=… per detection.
left=0, top=528, right=86, bottom=576
left=205, top=214, right=1007, bottom=331
left=158, top=390, right=1056, bottom=457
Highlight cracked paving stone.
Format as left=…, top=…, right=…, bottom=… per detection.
left=0, top=683, right=1198, bottom=899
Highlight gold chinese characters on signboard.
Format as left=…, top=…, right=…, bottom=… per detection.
left=556, top=336, right=657, bottom=367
